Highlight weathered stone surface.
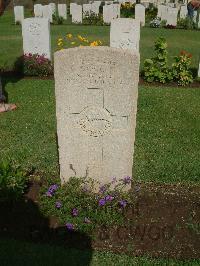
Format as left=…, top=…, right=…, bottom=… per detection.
left=166, top=7, right=178, bottom=26
left=22, top=18, right=51, bottom=59
left=103, top=4, right=120, bottom=24
left=54, top=47, right=139, bottom=186
left=71, top=5, right=82, bottom=23
left=34, top=4, right=43, bottom=17
left=14, top=6, right=24, bottom=24
left=42, top=5, right=53, bottom=23
left=110, top=18, right=140, bottom=51
left=91, top=2, right=101, bottom=15
left=70, top=3, right=77, bottom=15
left=179, top=5, right=187, bottom=19
left=58, top=4, right=67, bottom=19
left=135, top=4, right=145, bottom=26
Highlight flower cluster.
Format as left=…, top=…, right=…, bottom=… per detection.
left=21, top=53, right=53, bottom=77
left=56, top=34, right=103, bottom=50
left=41, top=175, right=132, bottom=233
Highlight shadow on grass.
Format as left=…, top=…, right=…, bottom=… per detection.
left=0, top=187, right=93, bottom=266
left=1, top=74, right=23, bottom=103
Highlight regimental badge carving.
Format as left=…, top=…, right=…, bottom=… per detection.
left=28, top=23, right=41, bottom=35
left=78, top=106, right=112, bottom=137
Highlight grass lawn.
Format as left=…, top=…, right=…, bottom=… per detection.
left=0, top=238, right=199, bottom=266
left=0, top=78, right=200, bottom=184
left=0, top=11, right=200, bottom=71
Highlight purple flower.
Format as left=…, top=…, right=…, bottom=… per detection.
left=55, top=201, right=62, bottom=209
left=84, top=217, right=91, bottom=224
left=45, top=184, right=59, bottom=197
left=66, top=223, right=74, bottom=231
left=72, top=208, right=78, bottom=217
left=98, top=198, right=106, bottom=206
left=99, top=185, right=107, bottom=193
left=119, top=200, right=127, bottom=208
left=105, top=195, right=114, bottom=202
left=123, top=176, right=132, bottom=185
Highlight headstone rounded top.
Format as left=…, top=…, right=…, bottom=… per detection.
left=54, top=46, right=140, bottom=58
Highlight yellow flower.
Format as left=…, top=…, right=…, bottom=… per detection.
left=66, top=33, right=73, bottom=39
left=58, top=38, right=63, bottom=42
left=77, top=35, right=84, bottom=41
left=83, top=38, right=89, bottom=43
left=57, top=42, right=63, bottom=46
left=98, top=40, right=102, bottom=45
left=90, top=41, right=99, bottom=47
left=71, top=42, right=75, bottom=45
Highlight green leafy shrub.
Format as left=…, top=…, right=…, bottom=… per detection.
left=0, top=161, right=28, bottom=202
left=160, top=19, right=167, bottom=27
left=172, top=50, right=193, bottom=86
left=16, top=53, right=53, bottom=77
left=177, top=17, right=197, bottom=30
left=143, top=37, right=173, bottom=83
left=146, top=4, right=158, bottom=21
left=120, top=2, right=135, bottom=18
left=53, top=14, right=64, bottom=25
left=83, top=11, right=104, bottom=25
left=39, top=176, right=132, bottom=233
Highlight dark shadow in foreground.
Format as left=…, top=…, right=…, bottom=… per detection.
left=0, top=182, right=93, bottom=266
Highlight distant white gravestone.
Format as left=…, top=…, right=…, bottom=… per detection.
left=110, top=18, right=140, bottom=51
left=70, top=3, right=77, bottom=15
left=34, top=4, right=43, bottom=17
left=42, top=5, right=53, bottom=23
left=135, top=4, right=145, bottom=26
left=83, top=4, right=92, bottom=17
left=71, top=5, right=82, bottom=23
left=180, top=5, right=187, bottom=19
left=14, top=6, right=24, bottom=24
left=58, top=4, right=67, bottom=19
left=103, top=4, right=120, bottom=24
left=54, top=47, right=139, bottom=186
left=22, top=18, right=51, bottom=60
left=198, top=61, right=200, bottom=77
left=166, top=7, right=178, bottom=26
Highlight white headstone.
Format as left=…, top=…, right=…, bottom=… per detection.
left=166, top=7, right=178, bottom=26
left=49, top=3, right=56, bottom=15
left=70, top=3, right=77, bottom=15
left=54, top=47, right=139, bottom=186
left=42, top=5, right=53, bottom=23
left=103, top=4, right=120, bottom=24
left=135, top=4, right=145, bottom=26
left=34, top=4, right=43, bottom=18
left=91, top=2, right=101, bottom=15
left=110, top=18, right=140, bottom=51
left=198, top=61, right=200, bottom=77
left=83, top=4, right=92, bottom=17
left=22, top=18, right=51, bottom=60
left=180, top=5, right=187, bottom=19
left=58, top=4, right=67, bottom=19
left=72, top=5, right=82, bottom=24
left=158, top=4, right=168, bottom=21
left=14, top=6, right=24, bottom=24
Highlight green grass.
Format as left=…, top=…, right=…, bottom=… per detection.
left=0, top=11, right=200, bottom=71
left=0, top=238, right=199, bottom=266
left=0, top=78, right=200, bottom=184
